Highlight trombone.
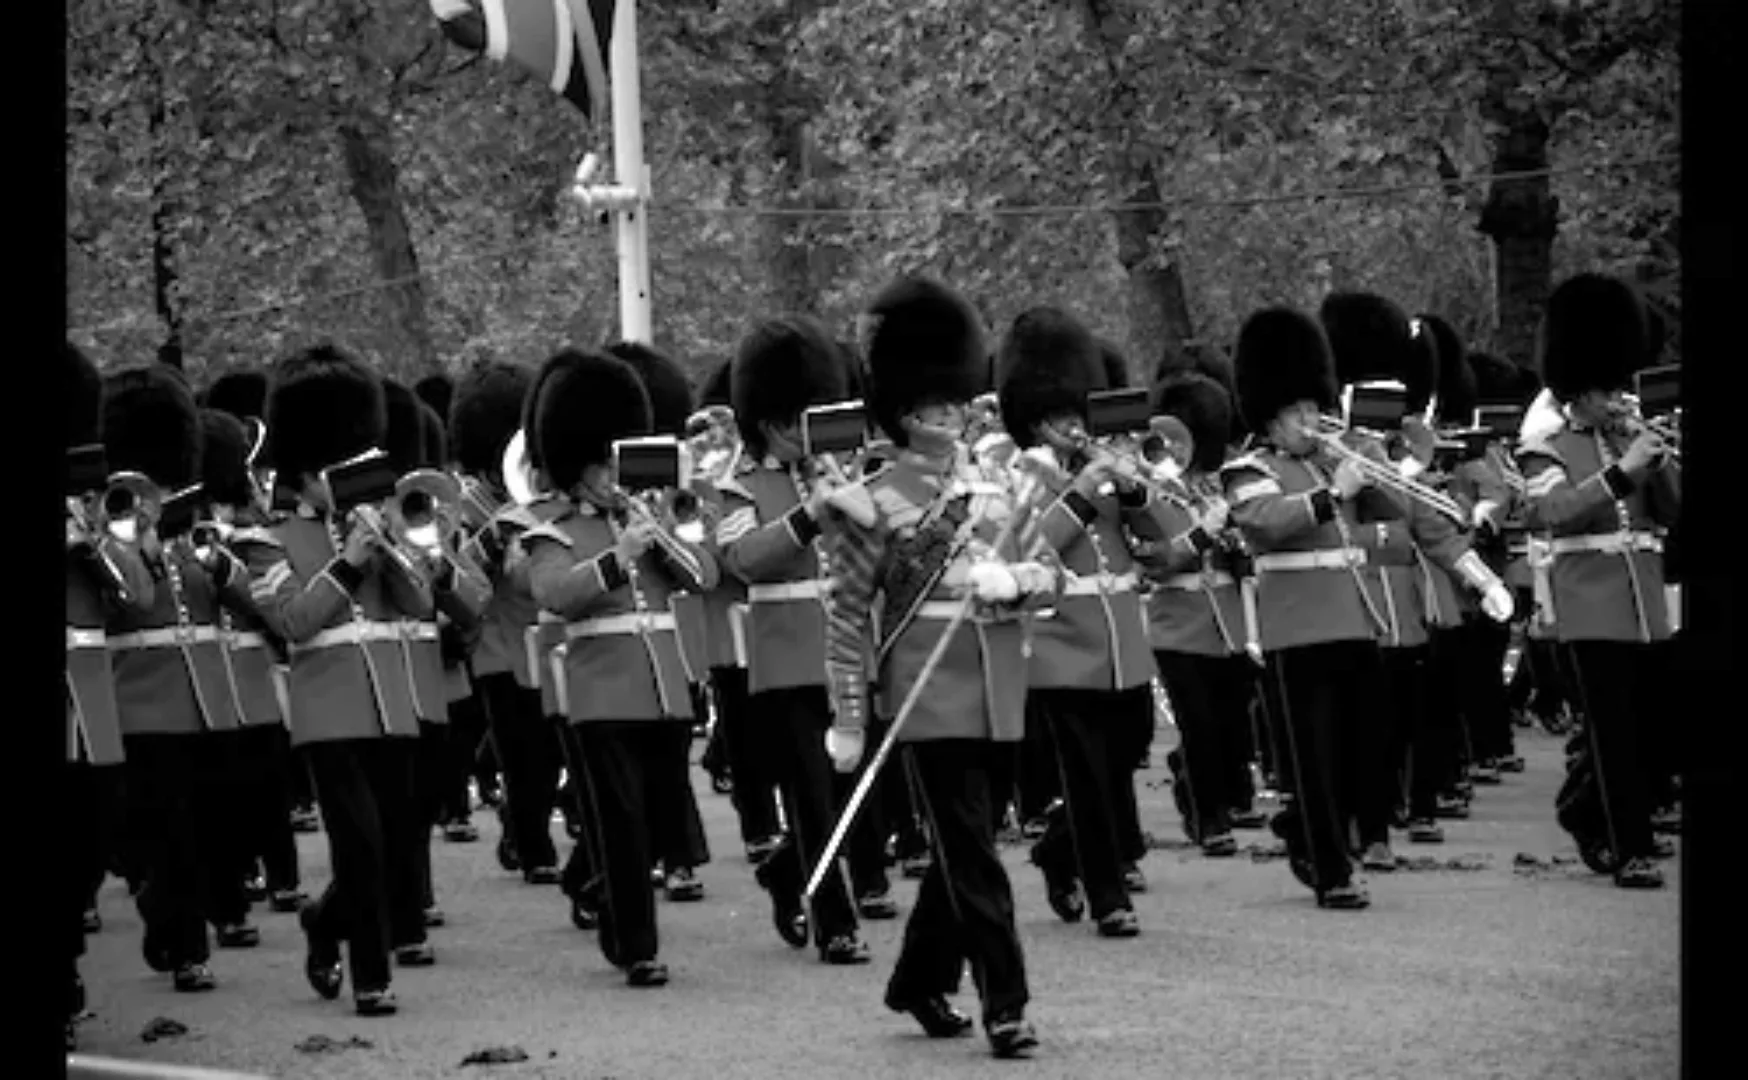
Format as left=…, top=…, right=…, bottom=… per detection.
left=392, top=469, right=463, bottom=563
left=610, top=484, right=709, bottom=570
left=1306, top=414, right=1466, bottom=523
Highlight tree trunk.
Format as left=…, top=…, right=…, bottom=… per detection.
left=1476, top=2, right=1559, bottom=371
left=141, top=9, right=184, bottom=369
left=337, top=116, right=438, bottom=379
left=1076, top=0, right=1197, bottom=384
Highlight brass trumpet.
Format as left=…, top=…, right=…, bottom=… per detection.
left=1307, top=414, right=1465, bottom=523
left=611, top=485, right=708, bottom=568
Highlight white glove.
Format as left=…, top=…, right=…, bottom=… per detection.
left=1481, top=583, right=1515, bottom=623
left=1472, top=500, right=1500, bottom=532
left=825, top=727, right=864, bottom=773
left=1398, top=456, right=1427, bottom=480
left=967, top=561, right=1020, bottom=603
left=1009, top=562, right=1055, bottom=597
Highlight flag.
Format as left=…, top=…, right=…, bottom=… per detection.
left=429, top=0, right=613, bottom=122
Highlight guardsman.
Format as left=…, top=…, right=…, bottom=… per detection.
left=523, top=350, right=720, bottom=987
left=464, top=361, right=566, bottom=884
left=715, top=315, right=880, bottom=964
left=1142, top=373, right=1259, bottom=857
left=381, top=380, right=491, bottom=948
left=1221, top=308, right=1394, bottom=909
left=242, top=343, right=430, bottom=1016
left=64, top=343, right=156, bottom=1049
left=1317, top=294, right=1514, bottom=870
left=1518, top=273, right=1679, bottom=889
left=1422, top=324, right=1520, bottom=810
left=102, top=365, right=259, bottom=991
left=692, top=361, right=785, bottom=863
left=205, top=370, right=321, bottom=833
left=415, top=374, right=454, bottom=434
left=197, top=409, right=306, bottom=917
left=996, top=307, right=1157, bottom=938
left=605, top=342, right=714, bottom=900
left=446, top=363, right=529, bottom=842
left=822, top=276, right=1062, bottom=1059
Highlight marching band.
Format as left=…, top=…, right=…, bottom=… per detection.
left=61, top=269, right=1682, bottom=1060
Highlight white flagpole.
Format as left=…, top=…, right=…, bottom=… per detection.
left=609, top=0, right=651, bottom=344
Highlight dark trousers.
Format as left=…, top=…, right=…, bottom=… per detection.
left=1156, top=652, right=1259, bottom=837
left=557, top=723, right=601, bottom=900
left=304, top=737, right=422, bottom=990
left=1029, top=687, right=1136, bottom=919
left=752, top=686, right=858, bottom=942
left=125, top=733, right=231, bottom=968
left=477, top=672, right=561, bottom=870
left=887, top=739, right=1029, bottom=1026
left=1422, top=631, right=1469, bottom=801
left=838, top=715, right=894, bottom=897
left=287, top=742, right=315, bottom=810
left=408, top=719, right=449, bottom=914
left=230, top=725, right=300, bottom=895
left=646, top=723, right=710, bottom=871
left=573, top=721, right=690, bottom=967
left=711, top=667, right=782, bottom=845
left=1254, top=657, right=1289, bottom=786
left=1015, top=696, right=1060, bottom=823
left=1384, top=644, right=1447, bottom=820
left=1557, top=641, right=1666, bottom=863
left=1266, top=641, right=1390, bottom=890
left=441, top=692, right=489, bottom=823
left=1456, top=618, right=1516, bottom=762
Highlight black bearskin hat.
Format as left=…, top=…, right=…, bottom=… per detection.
left=418, top=402, right=446, bottom=468
left=997, top=306, right=1107, bottom=449
left=865, top=276, right=987, bottom=445
left=697, top=359, right=733, bottom=410
left=264, top=342, right=386, bottom=483
left=1152, top=373, right=1235, bottom=474
left=731, top=315, right=850, bottom=456
left=522, top=350, right=590, bottom=474
left=1415, top=316, right=1475, bottom=425
left=102, top=365, right=203, bottom=490
left=1320, top=291, right=1413, bottom=388
left=1470, top=351, right=1537, bottom=406
left=533, top=350, right=652, bottom=493
left=204, top=368, right=269, bottom=422
left=67, top=341, right=103, bottom=450
left=450, top=361, right=532, bottom=477
left=1232, top=307, right=1338, bottom=433
left=1097, top=337, right=1130, bottom=390
left=199, top=409, right=254, bottom=507
left=1538, top=273, right=1652, bottom=402
left=605, top=341, right=691, bottom=437
left=414, top=373, right=454, bottom=427
left=381, top=379, right=425, bottom=476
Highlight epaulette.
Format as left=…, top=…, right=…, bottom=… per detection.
left=492, top=503, right=545, bottom=532
left=1219, top=451, right=1276, bottom=479
left=1514, top=435, right=1564, bottom=465
left=519, top=520, right=574, bottom=551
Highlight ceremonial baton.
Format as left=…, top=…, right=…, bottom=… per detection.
left=801, top=474, right=1041, bottom=908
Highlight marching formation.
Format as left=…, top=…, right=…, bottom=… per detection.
left=62, top=270, right=1681, bottom=1061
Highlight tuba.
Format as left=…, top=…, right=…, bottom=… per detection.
left=101, top=472, right=161, bottom=543
left=501, top=427, right=539, bottom=506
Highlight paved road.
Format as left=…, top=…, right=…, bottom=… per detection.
left=73, top=728, right=1679, bottom=1080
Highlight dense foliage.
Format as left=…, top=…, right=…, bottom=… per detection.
left=67, top=0, right=1678, bottom=385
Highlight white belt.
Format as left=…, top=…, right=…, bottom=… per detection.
left=289, top=620, right=407, bottom=655
left=566, top=611, right=677, bottom=639
left=1060, top=571, right=1139, bottom=597
left=66, top=627, right=106, bottom=650
left=1549, top=531, right=1662, bottom=557
left=228, top=631, right=268, bottom=651
left=108, top=625, right=222, bottom=650
left=747, top=580, right=824, bottom=603
left=1161, top=570, right=1235, bottom=591
left=916, top=599, right=971, bottom=620
left=1255, top=548, right=1367, bottom=572
left=402, top=621, right=440, bottom=642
